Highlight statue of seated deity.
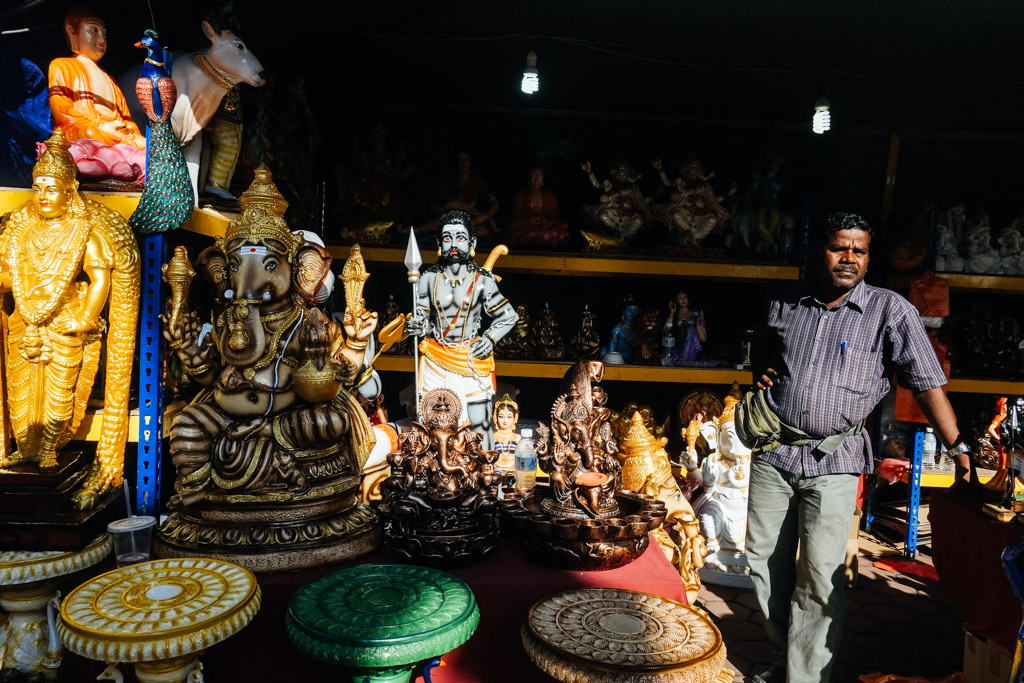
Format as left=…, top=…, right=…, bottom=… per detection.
left=337, top=122, right=415, bottom=244
left=690, top=387, right=753, bottom=586
left=536, top=361, right=621, bottom=519
left=0, top=130, right=140, bottom=511
left=505, top=165, right=569, bottom=248
left=536, top=302, right=566, bottom=360
left=935, top=205, right=965, bottom=272
left=423, top=150, right=499, bottom=237
left=651, top=154, right=730, bottom=246
left=965, top=210, right=1002, bottom=274
left=379, top=387, right=501, bottom=564
left=495, top=303, right=535, bottom=360
left=48, top=8, right=146, bottom=183
left=579, top=159, right=650, bottom=251
left=998, top=221, right=1024, bottom=275
left=157, top=166, right=382, bottom=571
left=600, top=296, right=638, bottom=365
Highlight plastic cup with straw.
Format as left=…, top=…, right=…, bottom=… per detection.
left=107, top=481, right=156, bottom=566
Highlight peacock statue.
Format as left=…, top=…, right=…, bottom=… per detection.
left=129, top=29, right=193, bottom=235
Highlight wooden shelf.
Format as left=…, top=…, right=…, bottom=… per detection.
left=330, top=245, right=798, bottom=281
left=0, top=188, right=228, bottom=238
left=946, top=377, right=1024, bottom=394
left=374, top=355, right=751, bottom=384
left=889, top=271, right=1024, bottom=294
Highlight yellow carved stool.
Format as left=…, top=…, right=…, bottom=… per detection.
left=58, top=557, right=261, bottom=683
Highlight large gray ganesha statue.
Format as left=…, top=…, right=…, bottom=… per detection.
left=156, top=165, right=382, bottom=572
left=379, top=387, right=501, bottom=566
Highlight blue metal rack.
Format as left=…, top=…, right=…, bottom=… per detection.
left=135, top=233, right=165, bottom=515
left=905, top=429, right=925, bottom=558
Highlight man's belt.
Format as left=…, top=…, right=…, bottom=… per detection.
left=735, top=389, right=863, bottom=456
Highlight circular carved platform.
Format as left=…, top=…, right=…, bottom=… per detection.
left=522, top=588, right=732, bottom=682
left=287, top=564, right=479, bottom=682
left=0, top=534, right=111, bottom=586
left=58, top=557, right=261, bottom=663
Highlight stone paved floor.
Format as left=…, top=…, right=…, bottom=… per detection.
left=696, top=534, right=965, bottom=682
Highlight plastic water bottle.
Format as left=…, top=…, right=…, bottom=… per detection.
left=660, top=332, right=675, bottom=366
left=922, top=427, right=937, bottom=469
left=514, top=428, right=537, bottom=492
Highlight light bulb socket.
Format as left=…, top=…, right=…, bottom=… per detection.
left=813, top=96, right=830, bottom=112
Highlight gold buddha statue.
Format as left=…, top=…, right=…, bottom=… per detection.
left=0, top=129, right=140, bottom=509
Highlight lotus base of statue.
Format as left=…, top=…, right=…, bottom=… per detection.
left=381, top=512, right=501, bottom=569
left=154, top=496, right=382, bottom=573
left=500, top=485, right=666, bottom=571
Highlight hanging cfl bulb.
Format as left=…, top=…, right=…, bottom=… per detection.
left=812, top=96, right=831, bottom=134
left=521, top=50, right=539, bottom=94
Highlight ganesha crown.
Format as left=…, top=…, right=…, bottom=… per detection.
left=223, top=164, right=302, bottom=258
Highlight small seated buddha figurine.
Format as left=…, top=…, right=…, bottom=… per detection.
left=48, top=7, right=146, bottom=183
left=0, top=129, right=140, bottom=509
left=424, top=149, right=499, bottom=237
left=492, top=394, right=520, bottom=473
left=505, top=165, right=569, bottom=248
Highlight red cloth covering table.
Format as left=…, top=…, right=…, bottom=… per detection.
left=55, top=532, right=685, bottom=682
left=929, top=487, right=1022, bottom=652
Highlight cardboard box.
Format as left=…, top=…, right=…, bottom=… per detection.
left=963, top=627, right=1014, bottom=683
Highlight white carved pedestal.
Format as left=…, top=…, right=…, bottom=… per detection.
left=0, top=534, right=112, bottom=679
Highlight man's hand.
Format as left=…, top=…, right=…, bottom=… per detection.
left=470, top=336, right=494, bottom=360
left=756, top=367, right=779, bottom=391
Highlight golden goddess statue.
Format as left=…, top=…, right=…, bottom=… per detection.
left=0, top=129, right=140, bottom=509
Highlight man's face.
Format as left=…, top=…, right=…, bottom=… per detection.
left=32, top=176, right=72, bottom=219
left=439, top=223, right=473, bottom=266
left=822, top=228, right=870, bottom=292
left=71, top=20, right=106, bottom=61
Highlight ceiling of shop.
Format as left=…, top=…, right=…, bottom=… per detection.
left=3, top=0, right=1023, bottom=131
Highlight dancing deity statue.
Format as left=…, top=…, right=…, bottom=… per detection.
left=0, top=129, right=139, bottom=511
left=690, top=387, right=753, bottom=586
left=579, top=159, right=650, bottom=251
left=651, top=154, right=730, bottom=246
left=405, top=210, right=518, bottom=448
left=157, top=165, right=382, bottom=570
left=48, top=8, right=146, bottom=183
left=379, top=387, right=501, bottom=565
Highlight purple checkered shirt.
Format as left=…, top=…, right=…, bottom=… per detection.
left=754, top=280, right=946, bottom=477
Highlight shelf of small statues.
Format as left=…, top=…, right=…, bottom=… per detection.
left=946, top=377, right=1024, bottom=394
left=0, top=188, right=229, bottom=239
left=374, top=355, right=752, bottom=384
left=889, top=271, right=1024, bottom=294
left=330, top=246, right=799, bottom=282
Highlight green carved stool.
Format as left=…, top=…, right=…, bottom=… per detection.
left=286, top=564, right=479, bottom=683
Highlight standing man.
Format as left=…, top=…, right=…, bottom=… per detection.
left=740, top=212, right=973, bottom=682
left=405, top=210, right=518, bottom=447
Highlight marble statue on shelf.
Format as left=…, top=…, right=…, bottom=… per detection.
left=157, top=166, right=382, bottom=571
left=934, top=205, right=965, bottom=272
left=0, top=130, right=140, bottom=511
left=579, top=159, right=650, bottom=251
left=506, top=165, right=570, bottom=248
left=964, top=210, right=1002, bottom=274
left=651, top=154, right=730, bottom=247
left=48, top=7, right=146, bottom=184
left=569, top=304, right=601, bottom=360
left=690, top=386, right=753, bottom=586
left=600, top=296, right=638, bottom=365
left=405, top=210, right=518, bottom=448
left=998, top=220, right=1024, bottom=275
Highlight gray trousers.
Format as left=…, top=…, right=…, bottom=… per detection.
left=746, top=458, right=860, bottom=683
